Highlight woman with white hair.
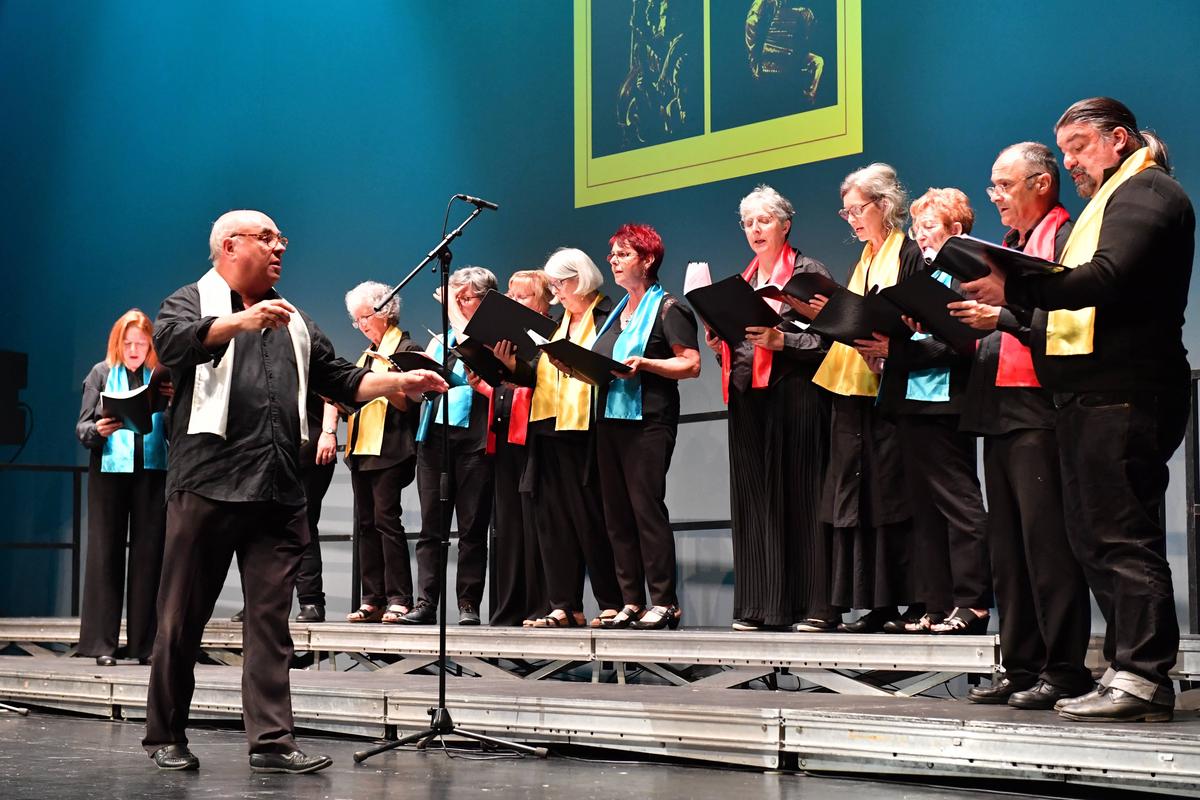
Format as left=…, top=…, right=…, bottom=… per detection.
left=518, top=248, right=622, bottom=628
left=341, top=281, right=423, bottom=624
left=398, top=266, right=498, bottom=626
left=804, top=163, right=923, bottom=633
left=703, top=184, right=834, bottom=631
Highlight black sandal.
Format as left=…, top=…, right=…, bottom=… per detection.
left=930, top=607, right=989, bottom=635
left=630, top=605, right=681, bottom=630
left=530, top=610, right=585, bottom=629
left=602, top=605, right=643, bottom=629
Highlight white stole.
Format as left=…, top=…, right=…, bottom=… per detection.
left=188, top=268, right=311, bottom=443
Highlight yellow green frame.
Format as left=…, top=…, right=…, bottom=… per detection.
left=573, top=0, right=862, bottom=207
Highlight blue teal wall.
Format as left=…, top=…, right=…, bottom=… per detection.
left=2, top=1, right=1199, bottom=614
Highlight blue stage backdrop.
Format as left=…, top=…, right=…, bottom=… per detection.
left=2, top=1, right=1198, bottom=617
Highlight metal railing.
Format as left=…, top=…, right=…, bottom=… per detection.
left=0, top=463, right=86, bottom=615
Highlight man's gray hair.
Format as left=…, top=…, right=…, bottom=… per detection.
left=999, top=141, right=1061, bottom=199
left=449, top=266, right=498, bottom=297
left=543, top=247, right=604, bottom=296
left=344, top=280, right=401, bottom=326
left=840, top=163, right=908, bottom=233
left=738, top=184, right=795, bottom=228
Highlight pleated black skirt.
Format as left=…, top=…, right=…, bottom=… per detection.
left=727, top=372, right=830, bottom=626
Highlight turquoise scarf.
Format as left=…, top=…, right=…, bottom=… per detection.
left=416, top=332, right=473, bottom=442
left=594, top=284, right=665, bottom=421
left=904, top=270, right=952, bottom=403
left=101, top=365, right=167, bottom=473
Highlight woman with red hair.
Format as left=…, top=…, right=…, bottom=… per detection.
left=75, top=309, right=171, bottom=666
left=592, top=223, right=700, bottom=629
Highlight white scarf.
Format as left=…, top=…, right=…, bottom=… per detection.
left=188, top=268, right=311, bottom=443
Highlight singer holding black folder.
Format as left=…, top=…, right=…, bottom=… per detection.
left=468, top=270, right=554, bottom=626
left=704, top=185, right=832, bottom=632
left=803, top=164, right=916, bottom=634
left=878, top=188, right=991, bottom=636
left=963, top=98, right=1194, bottom=723
left=75, top=309, right=170, bottom=667
left=341, top=281, right=423, bottom=624
left=514, top=248, right=622, bottom=628
left=592, top=224, right=700, bottom=630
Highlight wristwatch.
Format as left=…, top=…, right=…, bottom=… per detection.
left=321, top=426, right=337, bottom=435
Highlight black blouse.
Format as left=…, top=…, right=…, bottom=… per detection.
left=593, top=293, right=698, bottom=427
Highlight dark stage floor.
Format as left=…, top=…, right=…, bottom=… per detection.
left=0, top=711, right=1127, bottom=800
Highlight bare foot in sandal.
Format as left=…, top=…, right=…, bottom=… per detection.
left=346, top=604, right=383, bottom=623
left=381, top=604, right=410, bottom=623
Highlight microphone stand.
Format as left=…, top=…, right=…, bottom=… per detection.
left=354, top=203, right=548, bottom=764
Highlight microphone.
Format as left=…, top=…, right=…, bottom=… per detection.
left=455, top=193, right=499, bottom=211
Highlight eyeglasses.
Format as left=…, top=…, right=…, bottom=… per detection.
left=740, top=214, right=777, bottom=230
left=353, top=311, right=379, bottom=329
left=231, top=231, right=288, bottom=248
left=838, top=199, right=877, bottom=220
left=548, top=276, right=576, bottom=291
left=985, top=172, right=1046, bottom=199
left=608, top=250, right=637, bottom=261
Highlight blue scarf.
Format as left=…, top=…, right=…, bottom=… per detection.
left=904, top=270, right=952, bottom=403
left=416, top=332, right=473, bottom=442
left=101, top=365, right=167, bottom=473
left=593, top=284, right=666, bottom=421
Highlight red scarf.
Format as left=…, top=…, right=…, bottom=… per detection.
left=995, top=205, right=1071, bottom=387
left=720, top=243, right=795, bottom=403
left=479, top=382, right=532, bottom=454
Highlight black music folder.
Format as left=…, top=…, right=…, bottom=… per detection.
left=463, top=289, right=558, bottom=363
left=878, top=271, right=989, bottom=354
left=369, top=350, right=467, bottom=388
left=527, top=330, right=632, bottom=387
left=754, top=271, right=842, bottom=304
left=933, top=235, right=1062, bottom=282
left=685, top=274, right=784, bottom=345
left=99, top=385, right=155, bottom=435
left=450, top=336, right=509, bottom=389
left=806, top=288, right=905, bottom=345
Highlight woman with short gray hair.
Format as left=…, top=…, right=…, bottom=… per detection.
left=341, top=281, right=423, bottom=624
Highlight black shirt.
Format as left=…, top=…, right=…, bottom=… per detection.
left=728, top=251, right=832, bottom=392
left=958, top=216, right=1073, bottom=436
left=1008, top=163, right=1195, bottom=395
left=875, top=237, right=973, bottom=417
left=153, top=281, right=368, bottom=506
left=77, top=362, right=149, bottom=472
left=344, top=331, right=422, bottom=471
left=593, top=293, right=698, bottom=427
left=420, top=343, right=491, bottom=454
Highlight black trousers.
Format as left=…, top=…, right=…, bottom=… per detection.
left=352, top=459, right=416, bottom=608
left=78, top=467, right=166, bottom=660
left=984, top=427, right=1091, bottom=689
left=596, top=420, right=678, bottom=608
left=295, top=462, right=335, bottom=606
left=143, top=492, right=307, bottom=755
left=415, top=441, right=494, bottom=610
left=897, top=415, right=992, bottom=610
left=532, top=433, right=622, bottom=614
left=1055, top=391, right=1186, bottom=696
left=489, top=432, right=546, bottom=625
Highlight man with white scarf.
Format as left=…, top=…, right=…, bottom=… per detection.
left=143, top=210, right=447, bottom=773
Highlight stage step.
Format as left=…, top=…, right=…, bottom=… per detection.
left=0, top=655, right=1197, bottom=794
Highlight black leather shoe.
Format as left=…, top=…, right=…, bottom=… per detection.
left=838, top=607, right=898, bottom=634
left=458, top=604, right=481, bottom=625
left=151, top=744, right=200, bottom=771
left=1054, top=685, right=1102, bottom=711
left=96, top=655, right=117, bottom=667
left=792, top=617, right=839, bottom=633
left=231, top=608, right=245, bottom=623
left=248, top=749, right=332, bottom=774
left=398, top=603, right=437, bottom=625
left=295, top=604, right=325, bottom=623
left=967, top=676, right=1035, bottom=704
left=1009, top=679, right=1093, bottom=710
left=1058, top=686, right=1173, bottom=723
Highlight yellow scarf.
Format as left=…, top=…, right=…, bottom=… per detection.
left=812, top=229, right=906, bottom=396
left=1046, top=147, right=1157, bottom=355
left=530, top=293, right=603, bottom=431
left=346, top=325, right=405, bottom=456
